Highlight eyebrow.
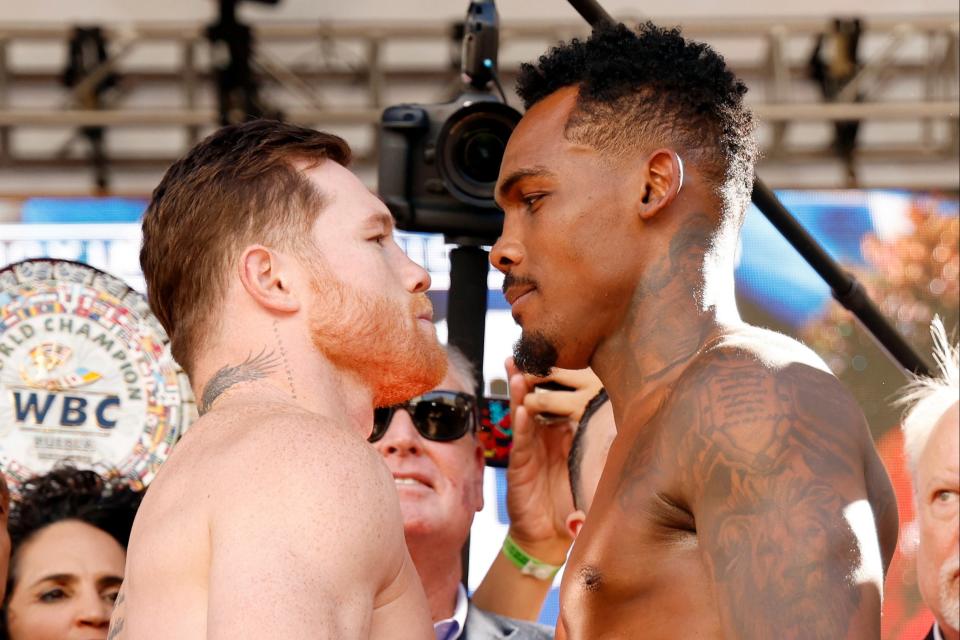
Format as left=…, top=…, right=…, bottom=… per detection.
left=495, top=167, right=556, bottom=203
left=927, top=475, right=960, bottom=488
left=363, top=211, right=395, bottom=232
left=97, top=575, right=124, bottom=590
left=30, top=573, right=76, bottom=589
left=29, top=573, right=124, bottom=590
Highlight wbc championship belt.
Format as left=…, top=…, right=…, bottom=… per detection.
left=0, top=259, right=193, bottom=490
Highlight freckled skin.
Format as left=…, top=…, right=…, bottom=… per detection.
left=492, top=87, right=897, bottom=639
left=114, top=159, right=437, bottom=640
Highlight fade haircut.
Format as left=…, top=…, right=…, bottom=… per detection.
left=568, top=388, right=609, bottom=510
left=898, top=316, right=959, bottom=481
left=516, top=22, right=757, bottom=222
left=141, top=120, right=351, bottom=376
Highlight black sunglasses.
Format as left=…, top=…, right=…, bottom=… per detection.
left=370, top=390, right=478, bottom=443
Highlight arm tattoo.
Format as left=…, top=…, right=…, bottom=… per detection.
left=668, top=353, right=872, bottom=638
left=108, top=587, right=125, bottom=638
left=199, top=348, right=280, bottom=415
left=107, top=617, right=125, bottom=640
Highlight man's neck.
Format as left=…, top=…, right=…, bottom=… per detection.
left=191, top=337, right=375, bottom=438
left=591, top=213, right=741, bottom=431
left=406, top=535, right=462, bottom=623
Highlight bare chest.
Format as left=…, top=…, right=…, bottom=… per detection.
left=559, top=431, right=722, bottom=638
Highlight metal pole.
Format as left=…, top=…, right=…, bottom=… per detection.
left=447, top=244, right=490, bottom=590
left=751, top=180, right=932, bottom=376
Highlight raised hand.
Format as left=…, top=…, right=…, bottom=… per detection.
left=505, top=358, right=602, bottom=563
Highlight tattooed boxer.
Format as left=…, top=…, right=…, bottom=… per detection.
left=112, top=120, right=443, bottom=639
left=492, top=22, right=897, bottom=639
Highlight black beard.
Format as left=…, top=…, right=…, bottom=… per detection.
left=513, top=332, right=558, bottom=377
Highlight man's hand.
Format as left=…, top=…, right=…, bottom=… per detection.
left=505, top=357, right=602, bottom=564
left=471, top=359, right=602, bottom=621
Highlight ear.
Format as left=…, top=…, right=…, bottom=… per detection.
left=565, top=509, right=586, bottom=539
left=238, top=245, right=301, bottom=314
left=636, top=148, right=683, bottom=221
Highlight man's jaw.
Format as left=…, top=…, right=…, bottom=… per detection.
left=514, top=330, right=560, bottom=377
left=940, top=555, right=960, bottom=631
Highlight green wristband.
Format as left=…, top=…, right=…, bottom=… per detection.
left=502, top=534, right=563, bottom=581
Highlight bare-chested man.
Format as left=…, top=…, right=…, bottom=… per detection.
left=109, top=120, right=443, bottom=638
left=492, top=23, right=898, bottom=638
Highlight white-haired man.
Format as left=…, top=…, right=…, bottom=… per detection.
left=900, top=318, right=960, bottom=640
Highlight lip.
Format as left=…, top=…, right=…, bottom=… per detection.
left=392, top=472, right=434, bottom=489
left=504, top=284, right=536, bottom=307
left=414, top=298, right=434, bottom=322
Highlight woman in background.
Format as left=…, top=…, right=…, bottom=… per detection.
left=0, top=467, right=141, bottom=640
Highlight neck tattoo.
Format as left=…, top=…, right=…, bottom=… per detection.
left=273, top=320, right=298, bottom=402
left=199, top=347, right=281, bottom=415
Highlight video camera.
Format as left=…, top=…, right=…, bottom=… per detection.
left=378, top=0, right=521, bottom=244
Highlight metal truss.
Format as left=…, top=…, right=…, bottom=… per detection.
left=0, top=15, right=956, bottom=189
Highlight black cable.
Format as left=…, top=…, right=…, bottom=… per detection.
left=751, top=180, right=932, bottom=377
left=490, top=68, right=508, bottom=104
left=566, top=0, right=615, bottom=27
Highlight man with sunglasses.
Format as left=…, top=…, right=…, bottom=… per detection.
left=372, top=347, right=553, bottom=640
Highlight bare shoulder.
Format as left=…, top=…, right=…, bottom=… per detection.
left=197, top=404, right=426, bottom=638
left=658, top=327, right=889, bottom=637
left=665, top=324, right=870, bottom=475
left=205, top=402, right=406, bottom=576
left=708, top=323, right=834, bottom=374
left=224, top=402, right=392, bottom=493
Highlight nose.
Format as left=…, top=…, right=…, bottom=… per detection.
left=74, top=588, right=112, bottom=629
left=402, top=254, right=431, bottom=294
left=490, top=219, right=523, bottom=274
left=373, top=409, right=424, bottom=457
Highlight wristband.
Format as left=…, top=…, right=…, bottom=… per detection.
left=502, top=534, right=563, bottom=581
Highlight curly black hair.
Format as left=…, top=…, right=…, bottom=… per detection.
left=516, top=22, right=757, bottom=220
left=2, top=467, right=142, bottom=608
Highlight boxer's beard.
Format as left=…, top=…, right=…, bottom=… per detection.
left=514, top=331, right=559, bottom=377
left=307, top=263, right=445, bottom=407
left=939, top=553, right=960, bottom=631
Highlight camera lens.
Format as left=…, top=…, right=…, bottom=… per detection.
left=438, top=101, right=521, bottom=205
left=459, top=129, right=507, bottom=184
left=460, top=131, right=504, bottom=183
